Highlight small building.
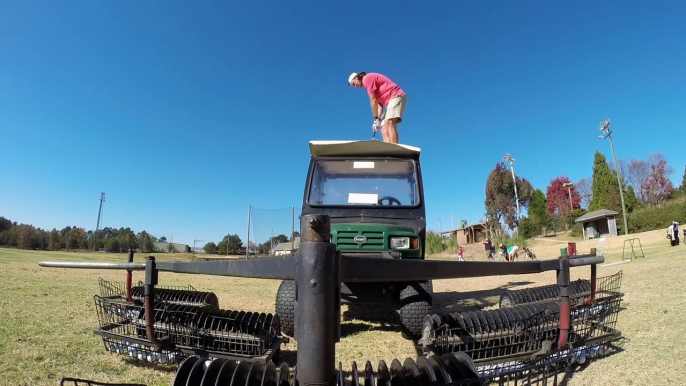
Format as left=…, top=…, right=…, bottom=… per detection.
left=153, top=241, right=190, bottom=253
left=441, top=223, right=488, bottom=245
left=274, top=237, right=300, bottom=256
left=574, top=209, right=619, bottom=240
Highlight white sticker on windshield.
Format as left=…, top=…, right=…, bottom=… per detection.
left=348, top=193, right=379, bottom=204
left=353, top=161, right=375, bottom=169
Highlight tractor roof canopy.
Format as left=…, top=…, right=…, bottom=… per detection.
left=309, top=140, right=421, bottom=158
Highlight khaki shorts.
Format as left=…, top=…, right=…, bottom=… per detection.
left=383, top=95, right=407, bottom=124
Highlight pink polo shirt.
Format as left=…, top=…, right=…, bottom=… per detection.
left=362, top=73, right=405, bottom=107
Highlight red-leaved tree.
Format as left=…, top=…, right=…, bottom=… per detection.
left=641, top=159, right=674, bottom=204
left=546, top=176, right=582, bottom=217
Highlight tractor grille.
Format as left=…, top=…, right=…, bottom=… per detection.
left=335, top=230, right=385, bottom=250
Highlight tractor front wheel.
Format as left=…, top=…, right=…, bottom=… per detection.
left=398, top=280, right=433, bottom=340
left=275, top=279, right=296, bottom=338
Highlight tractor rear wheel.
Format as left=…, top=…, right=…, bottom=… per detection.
left=275, top=279, right=296, bottom=337
left=398, top=280, right=433, bottom=340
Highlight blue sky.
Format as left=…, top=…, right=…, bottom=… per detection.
left=1, top=1, right=685, bottom=247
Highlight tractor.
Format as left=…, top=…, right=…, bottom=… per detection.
left=275, top=140, right=432, bottom=339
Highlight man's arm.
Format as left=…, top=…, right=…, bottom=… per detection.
left=369, top=94, right=380, bottom=119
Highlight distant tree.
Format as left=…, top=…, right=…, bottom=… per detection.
left=484, top=162, right=535, bottom=230
left=105, top=238, right=120, bottom=253
left=546, top=176, right=581, bottom=218
left=528, top=189, right=549, bottom=224
left=272, top=234, right=289, bottom=244
left=204, top=242, right=217, bottom=254
left=49, top=229, right=60, bottom=250
left=159, top=236, right=167, bottom=242
left=625, top=185, right=640, bottom=212
left=589, top=151, right=619, bottom=212
left=226, top=234, right=243, bottom=254
left=575, top=177, right=592, bottom=209
left=680, top=165, right=686, bottom=194
left=642, top=159, right=674, bottom=204
left=17, top=225, right=34, bottom=249
left=0, top=217, right=12, bottom=233
left=626, top=158, right=650, bottom=203
left=291, top=231, right=300, bottom=240
left=136, top=231, right=155, bottom=253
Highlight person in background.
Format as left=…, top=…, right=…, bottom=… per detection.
left=499, top=243, right=508, bottom=261
left=348, top=71, right=407, bottom=144
left=458, top=247, right=465, bottom=261
left=507, top=245, right=519, bottom=261
left=483, top=238, right=495, bottom=260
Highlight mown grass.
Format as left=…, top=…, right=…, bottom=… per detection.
left=1, top=230, right=685, bottom=385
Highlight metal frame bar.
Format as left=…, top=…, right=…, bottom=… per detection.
left=38, top=214, right=605, bottom=386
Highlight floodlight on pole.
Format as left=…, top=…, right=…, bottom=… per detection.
left=597, top=118, right=629, bottom=235
left=563, top=182, right=574, bottom=212
left=503, top=153, right=521, bottom=225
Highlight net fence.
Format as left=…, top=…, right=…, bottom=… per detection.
left=248, top=206, right=302, bottom=256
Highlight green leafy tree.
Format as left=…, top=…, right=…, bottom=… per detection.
left=105, top=238, right=120, bottom=253
left=589, top=151, right=620, bottom=212
left=49, top=229, right=60, bottom=250
left=528, top=189, right=548, bottom=223
left=203, top=242, right=217, bottom=254
left=0, top=217, right=12, bottom=233
left=680, top=165, right=686, bottom=194
left=485, top=162, right=535, bottom=230
left=226, top=234, right=243, bottom=254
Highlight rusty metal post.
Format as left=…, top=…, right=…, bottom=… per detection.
left=557, top=256, right=571, bottom=348
left=295, top=214, right=340, bottom=386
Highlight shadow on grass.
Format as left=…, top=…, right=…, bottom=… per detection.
left=434, top=281, right=536, bottom=313
left=120, top=357, right=179, bottom=373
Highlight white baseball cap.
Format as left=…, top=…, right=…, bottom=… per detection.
left=348, top=72, right=358, bottom=85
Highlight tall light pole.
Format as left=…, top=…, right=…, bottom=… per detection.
left=598, top=118, right=629, bottom=235
left=193, top=239, right=204, bottom=259
left=503, top=154, right=521, bottom=225
left=563, top=182, right=574, bottom=212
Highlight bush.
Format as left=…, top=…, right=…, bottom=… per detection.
left=519, top=217, right=540, bottom=239
left=627, top=196, right=686, bottom=233
left=426, top=230, right=444, bottom=255
left=570, top=223, right=583, bottom=237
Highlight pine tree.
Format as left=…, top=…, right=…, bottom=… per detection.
left=528, top=189, right=548, bottom=222
left=589, top=151, right=617, bottom=211
left=680, top=165, right=686, bottom=194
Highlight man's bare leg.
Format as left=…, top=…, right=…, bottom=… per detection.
left=381, top=125, right=389, bottom=142
left=386, top=119, right=399, bottom=143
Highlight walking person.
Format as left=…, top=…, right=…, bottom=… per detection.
left=348, top=72, right=407, bottom=144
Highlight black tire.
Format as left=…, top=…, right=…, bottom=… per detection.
left=275, top=280, right=296, bottom=338
left=398, top=280, right=433, bottom=340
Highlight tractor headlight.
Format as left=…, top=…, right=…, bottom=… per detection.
left=390, top=237, right=410, bottom=249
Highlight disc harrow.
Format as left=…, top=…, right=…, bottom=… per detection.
left=499, top=271, right=623, bottom=308
left=94, top=295, right=282, bottom=364
left=421, top=288, right=623, bottom=367
left=169, top=349, right=575, bottom=386
left=98, top=278, right=220, bottom=308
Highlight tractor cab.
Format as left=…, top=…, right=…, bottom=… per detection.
left=301, top=140, right=427, bottom=259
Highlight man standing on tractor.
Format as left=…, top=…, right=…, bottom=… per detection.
left=348, top=72, right=407, bottom=144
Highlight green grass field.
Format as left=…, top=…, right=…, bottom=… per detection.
left=1, top=229, right=684, bottom=385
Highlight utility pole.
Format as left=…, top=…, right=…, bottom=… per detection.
left=270, top=228, right=273, bottom=255
left=503, top=154, right=521, bottom=229
left=563, top=182, right=574, bottom=212
left=438, top=218, right=442, bottom=234
left=598, top=118, right=629, bottom=235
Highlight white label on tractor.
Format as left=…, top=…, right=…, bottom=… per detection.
left=348, top=193, right=379, bottom=204
left=353, top=161, right=375, bottom=169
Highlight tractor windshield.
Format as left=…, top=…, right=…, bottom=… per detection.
left=307, top=159, right=420, bottom=207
